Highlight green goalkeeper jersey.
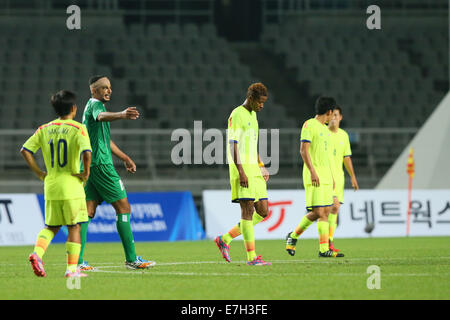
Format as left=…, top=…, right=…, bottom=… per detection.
left=82, top=98, right=113, bottom=167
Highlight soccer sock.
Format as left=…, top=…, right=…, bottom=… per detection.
left=116, top=213, right=137, bottom=262
left=328, top=213, right=338, bottom=242
left=317, top=221, right=330, bottom=253
left=290, top=216, right=313, bottom=239
left=222, top=211, right=265, bottom=245
left=66, top=242, right=81, bottom=273
left=33, top=228, right=55, bottom=259
left=240, top=219, right=257, bottom=261
left=78, top=217, right=92, bottom=264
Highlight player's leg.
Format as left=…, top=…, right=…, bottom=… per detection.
left=63, top=198, right=89, bottom=277
left=77, top=199, right=99, bottom=270
left=91, top=164, right=154, bottom=269
left=316, top=206, right=331, bottom=254
left=329, top=197, right=341, bottom=252
left=29, top=225, right=59, bottom=277
left=285, top=185, right=316, bottom=256
left=240, top=199, right=257, bottom=262
left=315, top=184, right=344, bottom=257
left=111, top=197, right=155, bottom=269
left=65, top=224, right=87, bottom=277
left=78, top=173, right=102, bottom=269
left=240, top=178, right=271, bottom=266
left=219, top=178, right=267, bottom=246
left=29, top=200, right=62, bottom=277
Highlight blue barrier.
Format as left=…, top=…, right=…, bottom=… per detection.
left=37, top=191, right=205, bottom=243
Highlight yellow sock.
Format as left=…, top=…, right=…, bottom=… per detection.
left=66, top=242, right=81, bottom=273
left=317, top=221, right=330, bottom=253
left=328, top=213, right=338, bottom=242
left=222, top=212, right=264, bottom=245
left=291, top=216, right=313, bottom=239
left=33, top=229, right=55, bottom=258
left=241, top=219, right=256, bottom=261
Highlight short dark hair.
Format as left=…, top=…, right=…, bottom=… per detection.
left=334, top=105, right=343, bottom=115
left=50, top=90, right=76, bottom=117
left=89, top=75, right=108, bottom=86
left=247, top=82, right=268, bottom=101
left=315, top=96, right=336, bottom=115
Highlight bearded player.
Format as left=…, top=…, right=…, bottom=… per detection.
left=78, top=75, right=155, bottom=270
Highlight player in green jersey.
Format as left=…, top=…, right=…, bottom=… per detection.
left=327, top=106, right=359, bottom=252
left=21, top=90, right=92, bottom=278
left=78, top=75, right=154, bottom=270
left=285, top=96, right=344, bottom=258
left=214, top=83, right=271, bottom=266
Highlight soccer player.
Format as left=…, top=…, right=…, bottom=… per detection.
left=21, top=90, right=92, bottom=278
left=327, top=106, right=359, bottom=252
left=214, top=83, right=271, bottom=266
left=285, top=96, right=344, bottom=258
left=78, top=75, right=154, bottom=270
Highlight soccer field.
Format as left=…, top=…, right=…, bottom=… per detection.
left=1, top=237, right=449, bottom=300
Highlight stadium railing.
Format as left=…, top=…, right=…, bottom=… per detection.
left=0, top=127, right=418, bottom=194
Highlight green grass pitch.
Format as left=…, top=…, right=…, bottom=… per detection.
left=1, top=237, right=449, bottom=300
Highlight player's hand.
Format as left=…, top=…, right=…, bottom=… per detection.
left=72, top=171, right=89, bottom=182
left=311, top=171, right=320, bottom=187
left=124, top=157, right=137, bottom=173
left=38, top=171, right=47, bottom=181
left=260, top=166, right=270, bottom=182
left=239, top=171, right=248, bottom=188
left=351, top=176, right=359, bottom=191
left=122, top=107, right=140, bottom=120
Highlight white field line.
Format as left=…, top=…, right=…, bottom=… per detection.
left=1, top=256, right=450, bottom=267
left=90, top=269, right=450, bottom=278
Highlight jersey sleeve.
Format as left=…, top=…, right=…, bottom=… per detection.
left=78, top=124, right=92, bottom=153
left=300, top=121, right=312, bottom=143
left=344, top=132, right=352, bottom=157
left=22, top=129, right=41, bottom=154
left=228, top=111, right=242, bottom=144
left=91, top=101, right=105, bottom=121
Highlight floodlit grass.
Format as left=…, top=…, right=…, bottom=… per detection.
left=1, top=237, right=449, bottom=300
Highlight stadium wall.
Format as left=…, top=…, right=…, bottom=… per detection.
left=0, top=192, right=205, bottom=246
left=203, top=189, right=450, bottom=239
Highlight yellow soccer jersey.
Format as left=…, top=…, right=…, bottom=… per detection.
left=22, top=119, right=92, bottom=200
left=329, top=128, right=352, bottom=181
left=227, top=105, right=261, bottom=180
left=300, top=118, right=333, bottom=185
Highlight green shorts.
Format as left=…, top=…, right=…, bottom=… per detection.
left=45, top=198, right=88, bottom=226
left=305, top=183, right=333, bottom=211
left=84, top=164, right=127, bottom=204
left=231, top=175, right=268, bottom=203
left=333, top=178, right=345, bottom=204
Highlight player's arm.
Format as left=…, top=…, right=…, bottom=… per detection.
left=300, top=141, right=320, bottom=187
left=20, top=148, right=47, bottom=181
left=344, top=156, right=359, bottom=190
left=72, top=151, right=92, bottom=182
left=97, top=107, right=140, bottom=122
left=110, top=140, right=136, bottom=173
left=258, top=153, right=269, bottom=182
left=230, top=141, right=248, bottom=188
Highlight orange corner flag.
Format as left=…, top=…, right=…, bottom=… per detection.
left=407, top=148, right=415, bottom=178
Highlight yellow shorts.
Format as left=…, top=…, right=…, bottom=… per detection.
left=231, top=176, right=268, bottom=203
left=333, top=178, right=345, bottom=204
left=305, top=184, right=333, bottom=211
left=45, top=198, right=88, bottom=226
